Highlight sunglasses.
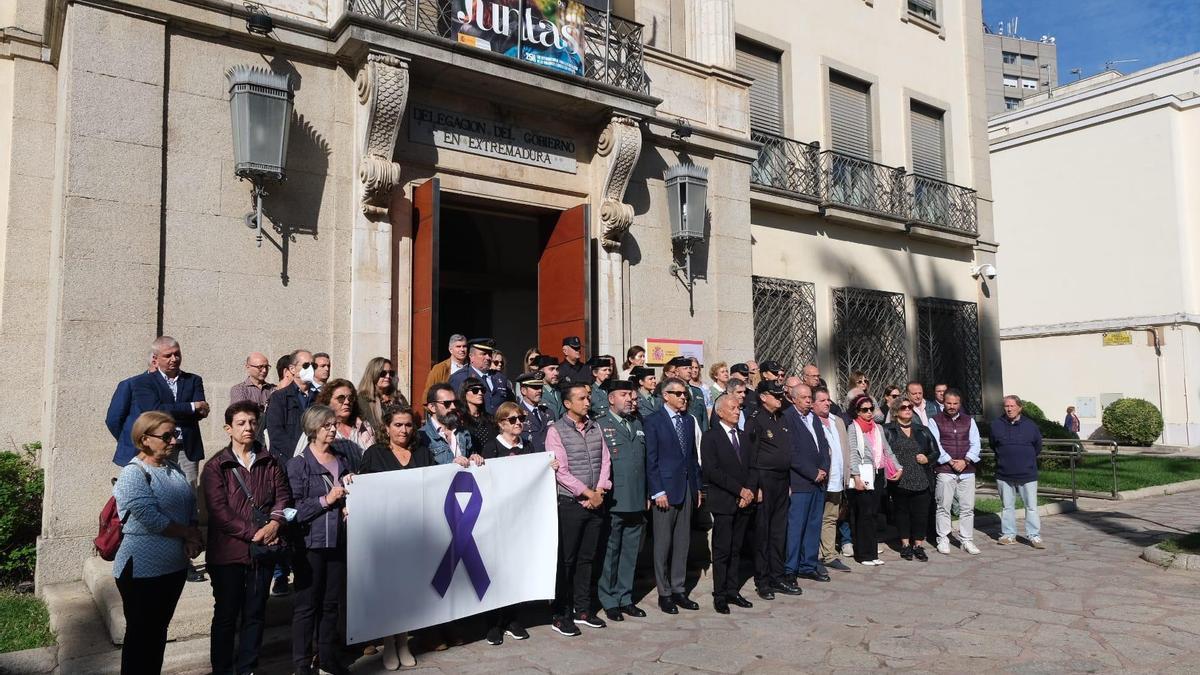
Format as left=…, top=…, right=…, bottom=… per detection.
left=493, top=361, right=505, bottom=368
left=437, top=400, right=459, bottom=408
left=899, top=404, right=913, bottom=411
left=858, top=406, right=875, bottom=413
left=502, top=414, right=528, bottom=425
left=663, top=390, right=687, bottom=397
left=466, top=386, right=485, bottom=394
left=146, top=428, right=183, bottom=443
left=298, top=362, right=312, bottom=370
left=379, top=370, right=395, bottom=377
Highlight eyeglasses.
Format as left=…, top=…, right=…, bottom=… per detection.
left=858, top=406, right=875, bottom=413
left=379, top=370, right=395, bottom=378
left=320, top=421, right=337, bottom=430
left=146, top=428, right=183, bottom=443
left=502, top=414, right=528, bottom=425
left=333, top=394, right=354, bottom=403
left=663, top=390, right=687, bottom=397
left=899, top=404, right=913, bottom=411
left=466, top=386, right=485, bottom=395
left=436, top=399, right=459, bottom=408
left=248, top=363, right=270, bottom=370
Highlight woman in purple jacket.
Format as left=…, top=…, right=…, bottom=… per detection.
left=287, top=405, right=355, bottom=675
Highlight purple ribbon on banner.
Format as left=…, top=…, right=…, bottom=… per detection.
left=431, top=471, right=491, bottom=599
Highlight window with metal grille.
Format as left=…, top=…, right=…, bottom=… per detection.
left=832, top=287, right=907, bottom=403
left=736, top=38, right=784, bottom=135
left=752, top=276, right=817, bottom=377
left=908, top=0, right=937, bottom=22
left=916, top=297, right=983, bottom=415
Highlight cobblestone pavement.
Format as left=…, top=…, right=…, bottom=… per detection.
left=269, top=493, right=1200, bottom=674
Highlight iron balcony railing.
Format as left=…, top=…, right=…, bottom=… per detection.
left=820, top=150, right=908, bottom=220
left=905, top=173, right=979, bottom=235
left=750, top=131, right=821, bottom=201
left=346, top=0, right=650, bottom=95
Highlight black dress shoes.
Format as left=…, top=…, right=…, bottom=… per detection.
left=658, top=595, right=678, bottom=614
left=672, top=593, right=700, bottom=610
left=772, top=581, right=803, bottom=596
left=729, top=594, right=754, bottom=609
left=826, top=559, right=852, bottom=572
left=713, top=598, right=730, bottom=614
left=621, top=604, right=647, bottom=618
left=756, top=588, right=775, bottom=601
left=603, top=607, right=624, bottom=622
left=798, top=571, right=832, bottom=583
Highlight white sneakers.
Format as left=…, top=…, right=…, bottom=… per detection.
left=937, top=540, right=951, bottom=555
left=1030, top=536, right=1046, bottom=549
left=842, top=543, right=854, bottom=557
left=963, top=540, right=981, bottom=555
left=997, top=535, right=1016, bottom=545
left=859, top=559, right=885, bottom=566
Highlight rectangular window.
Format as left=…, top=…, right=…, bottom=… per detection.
left=833, top=287, right=908, bottom=403
left=1002, top=51, right=1018, bottom=65
left=828, top=71, right=872, bottom=160
left=736, top=38, right=784, bottom=135
left=1021, top=78, right=1038, bottom=90
left=907, top=0, right=937, bottom=22
left=752, top=277, right=817, bottom=377
left=1003, top=76, right=1019, bottom=88
left=910, top=101, right=946, bottom=180
left=1021, top=54, right=1038, bottom=66
left=916, top=298, right=982, bottom=414
left=1004, top=97, right=1021, bottom=110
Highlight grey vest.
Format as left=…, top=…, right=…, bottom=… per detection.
left=552, top=416, right=604, bottom=498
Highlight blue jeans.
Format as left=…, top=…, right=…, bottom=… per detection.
left=785, top=489, right=825, bottom=575
left=998, top=479, right=1040, bottom=538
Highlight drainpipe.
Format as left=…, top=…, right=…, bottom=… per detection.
left=1178, top=324, right=1193, bottom=446
left=1148, top=328, right=1167, bottom=442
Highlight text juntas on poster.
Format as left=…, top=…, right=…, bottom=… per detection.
left=452, top=0, right=587, bottom=77
left=345, top=453, right=558, bottom=643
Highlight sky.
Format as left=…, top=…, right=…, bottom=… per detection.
left=983, top=0, right=1200, bottom=82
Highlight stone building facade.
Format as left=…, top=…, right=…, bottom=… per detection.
left=0, top=0, right=999, bottom=587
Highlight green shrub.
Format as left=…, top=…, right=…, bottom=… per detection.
left=1020, top=400, right=1046, bottom=420
left=1032, top=417, right=1079, bottom=469
left=0, top=444, right=43, bottom=585
left=1103, top=398, right=1164, bottom=446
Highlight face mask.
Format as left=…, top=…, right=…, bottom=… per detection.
left=299, top=365, right=316, bottom=384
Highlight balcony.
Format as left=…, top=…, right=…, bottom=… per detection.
left=750, top=131, right=821, bottom=201
left=346, top=0, right=649, bottom=96
left=820, top=150, right=908, bottom=221
left=905, top=174, right=978, bottom=236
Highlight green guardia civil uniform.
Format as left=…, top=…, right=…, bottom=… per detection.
left=596, top=410, right=647, bottom=611
left=590, top=383, right=611, bottom=419
left=542, top=384, right=566, bottom=420
left=688, top=383, right=710, bottom=432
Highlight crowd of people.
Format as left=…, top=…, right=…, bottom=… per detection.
left=104, top=334, right=1045, bottom=674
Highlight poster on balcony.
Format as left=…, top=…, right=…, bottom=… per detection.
left=452, top=0, right=586, bottom=77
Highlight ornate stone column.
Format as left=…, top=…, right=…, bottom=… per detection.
left=350, top=52, right=409, bottom=378
left=686, top=0, right=735, bottom=70
left=594, top=115, right=643, bottom=358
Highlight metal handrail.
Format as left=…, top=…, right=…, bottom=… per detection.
left=819, top=150, right=908, bottom=219
left=978, top=438, right=1123, bottom=502
left=905, top=173, right=978, bottom=235
left=750, top=131, right=821, bottom=200
left=346, top=0, right=649, bottom=95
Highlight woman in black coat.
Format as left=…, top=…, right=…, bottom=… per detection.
left=882, top=398, right=939, bottom=562
left=458, top=377, right=499, bottom=453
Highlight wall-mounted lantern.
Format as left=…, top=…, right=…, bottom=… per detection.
left=664, top=163, right=709, bottom=312
left=227, top=65, right=293, bottom=246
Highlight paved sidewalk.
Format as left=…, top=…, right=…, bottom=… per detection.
left=162, top=492, right=1200, bottom=673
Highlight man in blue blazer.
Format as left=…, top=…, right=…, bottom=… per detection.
left=124, top=337, right=210, bottom=482
left=106, top=354, right=158, bottom=468
left=782, top=382, right=832, bottom=584
left=644, top=376, right=703, bottom=614
left=448, top=338, right=513, bottom=415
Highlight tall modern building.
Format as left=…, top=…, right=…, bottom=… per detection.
left=983, top=31, right=1059, bottom=115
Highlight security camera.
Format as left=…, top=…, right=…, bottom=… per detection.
left=971, top=264, right=997, bottom=280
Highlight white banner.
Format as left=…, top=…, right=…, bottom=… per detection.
left=345, top=453, right=559, bottom=643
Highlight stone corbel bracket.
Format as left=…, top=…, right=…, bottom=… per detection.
left=357, top=52, right=409, bottom=218
left=596, top=115, right=643, bottom=252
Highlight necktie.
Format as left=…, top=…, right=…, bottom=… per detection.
left=673, top=414, right=688, bottom=451
left=730, top=428, right=742, bottom=462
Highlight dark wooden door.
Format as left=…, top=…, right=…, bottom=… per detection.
left=538, top=204, right=590, bottom=357
left=411, top=178, right=440, bottom=403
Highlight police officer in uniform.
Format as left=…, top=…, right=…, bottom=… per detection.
left=536, top=355, right=566, bottom=420
left=596, top=380, right=649, bottom=622
left=588, top=355, right=616, bottom=418
left=559, top=336, right=591, bottom=384
left=515, top=372, right=551, bottom=450
left=746, top=380, right=803, bottom=599
left=448, top=338, right=513, bottom=414
left=631, top=366, right=659, bottom=418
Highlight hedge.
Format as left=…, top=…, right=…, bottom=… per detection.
left=0, top=444, right=43, bottom=584
left=1103, top=398, right=1163, bottom=446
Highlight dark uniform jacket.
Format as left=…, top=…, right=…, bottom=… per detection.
left=636, top=390, right=660, bottom=419
left=687, top=384, right=709, bottom=433
left=559, top=359, right=591, bottom=385
left=597, top=411, right=647, bottom=513
left=542, top=385, right=566, bottom=420
left=590, top=385, right=611, bottom=419
left=745, top=406, right=792, bottom=479
left=519, top=397, right=552, bottom=450
left=449, top=366, right=513, bottom=415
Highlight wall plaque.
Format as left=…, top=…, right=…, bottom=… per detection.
left=408, top=105, right=578, bottom=173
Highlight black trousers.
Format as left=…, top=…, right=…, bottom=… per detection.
left=889, top=484, right=932, bottom=543
left=292, top=547, right=345, bottom=670
left=850, top=476, right=883, bottom=562
left=754, top=472, right=789, bottom=589
left=209, top=562, right=273, bottom=675
left=116, top=561, right=187, bottom=675
left=556, top=498, right=604, bottom=616
left=711, top=509, right=750, bottom=599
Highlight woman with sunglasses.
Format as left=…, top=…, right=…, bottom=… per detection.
left=287, top=405, right=354, bottom=675
left=112, top=411, right=203, bottom=675
left=882, top=397, right=937, bottom=561
left=844, top=371, right=886, bottom=423
left=357, top=357, right=407, bottom=440
left=358, top=405, right=431, bottom=669
left=314, top=379, right=375, bottom=472
left=522, top=347, right=542, bottom=374
left=880, top=384, right=903, bottom=423
left=458, top=376, right=499, bottom=454
left=846, top=394, right=900, bottom=566
left=620, top=345, right=646, bottom=380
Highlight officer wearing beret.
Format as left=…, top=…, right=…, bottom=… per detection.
left=631, top=367, right=659, bottom=418
left=536, top=355, right=566, bottom=420
left=596, top=379, right=649, bottom=622
left=515, top=372, right=552, bottom=450
left=588, top=355, right=616, bottom=418
left=449, top=338, right=513, bottom=415
left=559, top=336, right=591, bottom=385
left=746, top=380, right=802, bottom=599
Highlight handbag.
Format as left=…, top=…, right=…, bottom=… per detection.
left=95, top=464, right=151, bottom=561
left=230, top=466, right=291, bottom=564
left=882, top=450, right=902, bottom=481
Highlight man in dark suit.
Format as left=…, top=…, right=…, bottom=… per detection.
left=782, top=382, right=832, bottom=585
left=107, top=353, right=157, bottom=467
left=263, top=349, right=317, bottom=462
left=644, top=376, right=702, bottom=614
left=449, top=338, right=513, bottom=414
left=128, top=336, right=209, bottom=481
left=701, top=394, right=758, bottom=613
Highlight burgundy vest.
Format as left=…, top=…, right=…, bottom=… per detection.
left=932, top=413, right=975, bottom=474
